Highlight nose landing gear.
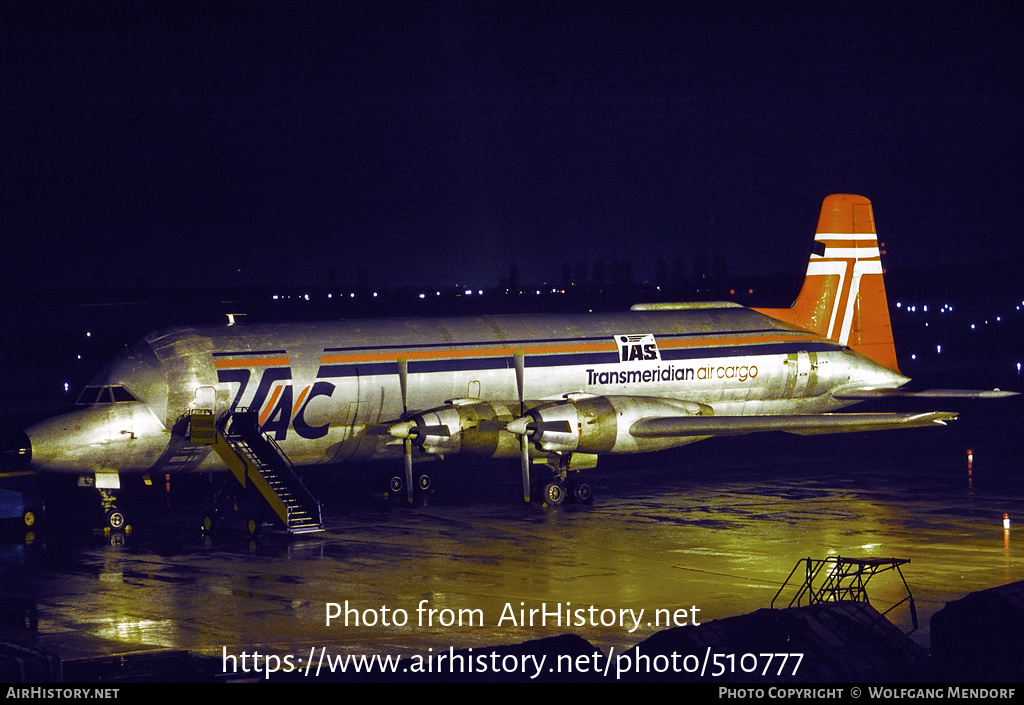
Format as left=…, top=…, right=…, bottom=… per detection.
left=99, top=489, right=129, bottom=532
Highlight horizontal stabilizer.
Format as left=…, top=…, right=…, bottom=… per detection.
left=630, top=412, right=958, bottom=438
left=834, top=388, right=1018, bottom=400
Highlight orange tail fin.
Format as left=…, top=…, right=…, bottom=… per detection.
left=753, top=194, right=900, bottom=373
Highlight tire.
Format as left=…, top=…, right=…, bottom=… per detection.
left=570, top=479, right=594, bottom=504
left=246, top=517, right=262, bottom=537
left=542, top=481, right=565, bottom=506
left=105, top=509, right=126, bottom=531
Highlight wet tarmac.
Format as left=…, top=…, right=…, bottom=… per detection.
left=1, top=400, right=1022, bottom=680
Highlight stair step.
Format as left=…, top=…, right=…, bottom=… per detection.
left=220, top=413, right=324, bottom=534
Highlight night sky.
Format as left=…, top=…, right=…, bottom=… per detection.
left=2, top=1, right=1021, bottom=291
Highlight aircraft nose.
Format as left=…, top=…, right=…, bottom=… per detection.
left=0, top=430, right=31, bottom=470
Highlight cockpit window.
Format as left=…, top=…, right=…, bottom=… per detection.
left=111, top=386, right=137, bottom=402
left=76, top=386, right=138, bottom=405
left=76, top=387, right=101, bottom=405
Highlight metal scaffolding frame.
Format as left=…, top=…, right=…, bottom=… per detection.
left=771, top=556, right=918, bottom=632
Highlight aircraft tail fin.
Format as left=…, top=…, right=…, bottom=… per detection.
left=754, top=194, right=900, bottom=373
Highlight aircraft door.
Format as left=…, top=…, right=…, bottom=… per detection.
left=194, top=386, right=218, bottom=414
left=792, top=350, right=811, bottom=397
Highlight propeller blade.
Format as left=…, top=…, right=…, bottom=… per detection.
left=513, top=351, right=525, bottom=415
left=520, top=435, right=531, bottom=503
left=399, top=358, right=414, bottom=503
left=513, top=351, right=530, bottom=502
left=404, top=438, right=414, bottom=504
left=398, top=358, right=409, bottom=416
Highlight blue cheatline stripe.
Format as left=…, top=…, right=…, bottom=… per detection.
left=314, top=341, right=842, bottom=379
left=319, top=327, right=794, bottom=355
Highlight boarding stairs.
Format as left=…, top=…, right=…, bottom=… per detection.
left=189, top=409, right=324, bottom=534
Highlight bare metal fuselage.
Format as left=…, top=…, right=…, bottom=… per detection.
left=25, top=305, right=903, bottom=476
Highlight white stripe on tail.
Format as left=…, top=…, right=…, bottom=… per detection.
left=753, top=194, right=900, bottom=373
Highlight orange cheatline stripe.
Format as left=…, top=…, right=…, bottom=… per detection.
left=319, top=332, right=824, bottom=365
left=215, top=357, right=290, bottom=368
left=259, top=385, right=283, bottom=426
left=292, top=385, right=310, bottom=416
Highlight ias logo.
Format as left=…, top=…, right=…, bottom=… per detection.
left=616, top=334, right=660, bottom=363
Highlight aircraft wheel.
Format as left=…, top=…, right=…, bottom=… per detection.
left=417, top=473, right=431, bottom=491
left=541, top=480, right=566, bottom=506
left=569, top=478, right=594, bottom=504
left=246, top=517, right=262, bottom=538
left=388, top=475, right=404, bottom=495
left=105, top=509, right=126, bottom=531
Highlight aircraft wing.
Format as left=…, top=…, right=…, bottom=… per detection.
left=630, top=411, right=959, bottom=438
left=833, top=388, right=1018, bottom=400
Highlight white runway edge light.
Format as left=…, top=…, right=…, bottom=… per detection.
left=1004, top=513, right=1011, bottom=530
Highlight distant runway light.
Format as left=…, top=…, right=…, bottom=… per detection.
left=1004, top=513, right=1010, bottom=530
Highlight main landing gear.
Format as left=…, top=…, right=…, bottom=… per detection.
left=385, top=471, right=433, bottom=502
left=535, top=473, right=594, bottom=506
left=532, top=451, right=596, bottom=507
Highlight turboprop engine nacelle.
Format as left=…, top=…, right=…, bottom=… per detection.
left=523, top=395, right=713, bottom=454
left=390, top=395, right=712, bottom=459
left=388, top=400, right=520, bottom=458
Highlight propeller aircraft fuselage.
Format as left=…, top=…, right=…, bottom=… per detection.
left=9, top=195, right=1014, bottom=528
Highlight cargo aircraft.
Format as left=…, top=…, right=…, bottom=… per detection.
left=3, top=195, right=1015, bottom=533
